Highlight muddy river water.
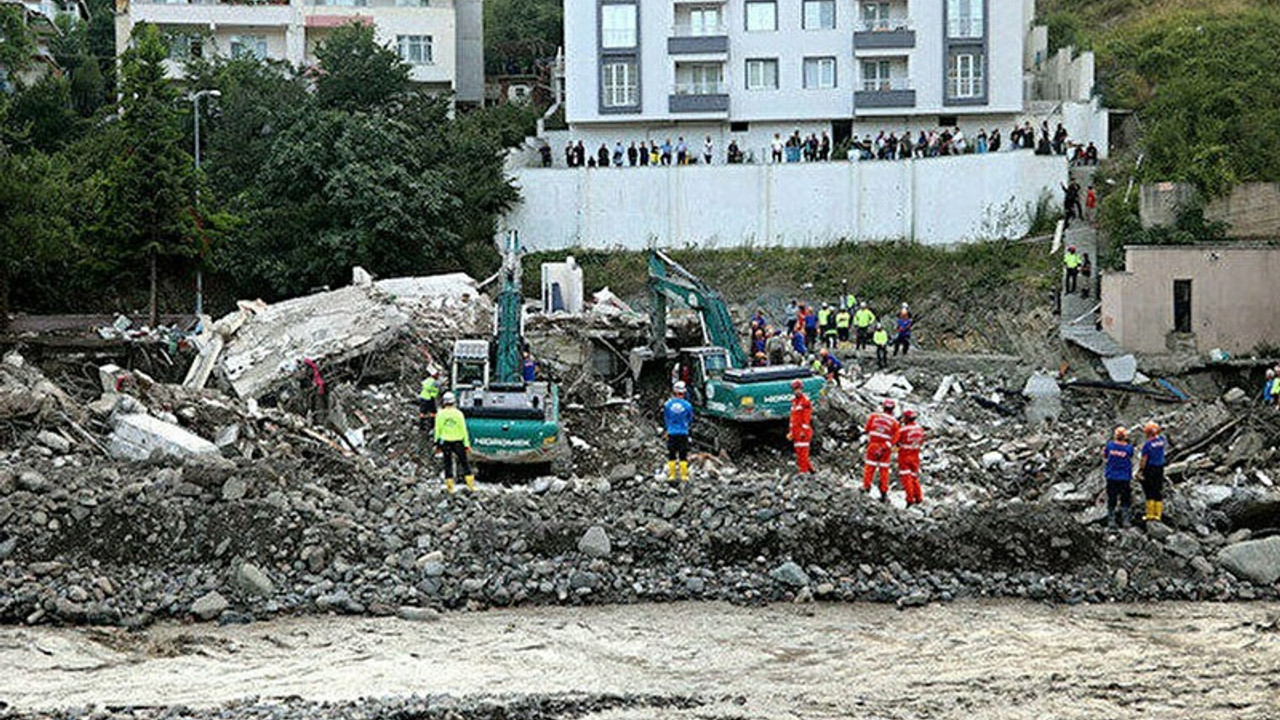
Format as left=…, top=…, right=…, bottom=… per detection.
left=2, top=601, right=1278, bottom=719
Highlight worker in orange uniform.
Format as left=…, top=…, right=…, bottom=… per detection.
left=787, top=379, right=815, bottom=475
left=895, top=409, right=925, bottom=506
left=862, top=398, right=899, bottom=502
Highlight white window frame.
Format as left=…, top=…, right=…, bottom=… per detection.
left=229, top=35, right=267, bottom=61
left=601, top=3, right=638, bottom=49
left=745, top=1, right=777, bottom=32
left=803, top=56, right=836, bottom=89
left=602, top=60, right=638, bottom=107
left=397, top=35, right=433, bottom=65
left=745, top=58, right=779, bottom=90
left=677, top=63, right=724, bottom=95
left=688, top=6, right=722, bottom=36
left=803, top=0, right=836, bottom=30
left=947, top=0, right=983, bottom=38
left=861, top=59, right=892, bottom=91
left=947, top=51, right=983, bottom=98
left=861, top=2, right=891, bottom=29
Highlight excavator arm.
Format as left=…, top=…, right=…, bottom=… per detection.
left=647, top=250, right=749, bottom=369
left=493, top=230, right=525, bottom=385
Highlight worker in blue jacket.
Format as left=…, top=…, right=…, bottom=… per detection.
left=663, top=381, right=695, bottom=483
left=1103, top=426, right=1135, bottom=529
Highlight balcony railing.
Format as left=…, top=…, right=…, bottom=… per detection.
left=673, top=81, right=726, bottom=95
left=860, top=77, right=911, bottom=92
left=947, top=17, right=983, bottom=39
left=136, top=0, right=288, bottom=6
left=857, top=17, right=912, bottom=32
left=670, top=23, right=727, bottom=37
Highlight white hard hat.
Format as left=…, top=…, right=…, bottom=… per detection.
left=442, top=391, right=456, bottom=405
left=673, top=381, right=687, bottom=394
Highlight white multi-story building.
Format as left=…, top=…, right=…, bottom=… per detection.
left=114, top=0, right=484, bottom=105
left=564, top=0, right=1039, bottom=154
left=0, top=0, right=91, bottom=90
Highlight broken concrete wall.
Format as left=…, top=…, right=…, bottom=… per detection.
left=107, top=413, right=220, bottom=461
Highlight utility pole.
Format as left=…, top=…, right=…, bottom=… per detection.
left=191, top=89, right=221, bottom=320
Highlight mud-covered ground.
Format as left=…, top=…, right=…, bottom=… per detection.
left=3, top=601, right=1278, bottom=719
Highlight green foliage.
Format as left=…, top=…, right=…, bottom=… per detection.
left=485, top=0, right=561, bottom=75
left=1096, top=182, right=1229, bottom=271
left=5, top=74, right=79, bottom=152
left=314, top=22, right=410, bottom=112
left=1100, top=9, right=1280, bottom=193
left=0, top=151, right=79, bottom=321
left=1042, top=11, right=1090, bottom=55
left=0, top=5, right=35, bottom=74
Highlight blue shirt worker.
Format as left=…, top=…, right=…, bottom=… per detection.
left=521, top=351, right=538, bottom=382
left=663, top=381, right=695, bottom=483
left=791, top=327, right=808, bottom=356
left=1103, top=427, right=1135, bottom=529
left=1140, top=422, right=1168, bottom=522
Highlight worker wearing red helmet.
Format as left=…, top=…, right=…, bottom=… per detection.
left=862, top=398, right=900, bottom=501
left=895, top=408, right=926, bottom=506
left=787, top=379, right=815, bottom=475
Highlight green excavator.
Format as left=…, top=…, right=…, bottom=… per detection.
left=633, top=249, right=826, bottom=452
left=450, top=230, right=567, bottom=471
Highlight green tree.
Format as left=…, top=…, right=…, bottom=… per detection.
left=0, top=151, right=78, bottom=325
left=314, top=21, right=409, bottom=112
left=484, top=0, right=561, bottom=75
left=95, top=23, right=199, bottom=325
left=0, top=5, right=36, bottom=76
left=6, top=74, right=79, bottom=152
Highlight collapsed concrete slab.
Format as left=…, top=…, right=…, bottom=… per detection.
left=219, top=285, right=411, bottom=400
left=1102, top=354, right=1138, bottom=383
left=1217, top=536, right=1280, bottom=586
left=107, top=413, right=220, bottom=461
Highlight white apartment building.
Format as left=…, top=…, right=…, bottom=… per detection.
left=114, top=0, right=484, bottom=105
left=564, top=0, right=1039, bottom=154
left=0, top=0, right=91, bottom=90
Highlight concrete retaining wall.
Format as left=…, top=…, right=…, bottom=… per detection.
left=1140, top=182, right=1280, bottom=238
left=506, top=152, right=1067, bottom=251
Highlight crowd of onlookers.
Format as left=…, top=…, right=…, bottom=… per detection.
left=541, top=119, right=1099, bottom=168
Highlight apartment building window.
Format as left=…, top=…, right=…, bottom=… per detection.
left=602, top=61, right=638, bottom=107
left=745, top=58, right=779, bottom=90
left=394, top=0, right=426, bottom=5
left=601, top=3, right=638, bottom=48
left=947, top=51, right=984, bottom=98
left=689, top=7, right=722, bottom=36
left=861, top=59, right=892, bottom=91
left=229, top=35, right=267, bottom=61
left=947, top=0, right=983, bottom=38
left=745, top=1, right=777, bottom=32
left=167, top=33, right=204, bottom=60
left=803, top=0, right=835, bottom=30
left=861, top=2, right=892, bottom=30
left=397, top=35, right=433, bottom=65
left=803, top=57, right=836, bottom=89
left=677, top=63, right=724, bottom=94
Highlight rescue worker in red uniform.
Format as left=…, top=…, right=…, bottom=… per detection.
left=787, top=379, right=814, bottom=475
left=863, top=399, right=900, bottom=501
left=895, top=409, right=925, bottom=506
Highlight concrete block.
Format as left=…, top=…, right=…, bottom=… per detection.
left=107, top=413, right=219, bottom=462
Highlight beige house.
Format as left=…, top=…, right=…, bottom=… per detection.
left=1101, top=245, right=1280, bottom=355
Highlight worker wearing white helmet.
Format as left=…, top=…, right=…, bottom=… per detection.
left=434, top=391, right=474, bottom=493
left=663, top=381, right=694, bottom=482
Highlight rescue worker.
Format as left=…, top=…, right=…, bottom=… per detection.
left=809, top=354, right=823, bottom=376
left=834, top=306, right=853, bottom=347
left=1103, top=426, right=1135, bottom=529
left=434, top=391, right=474, bottom=493
left=752, top=329, right=767, bottom=356
left=818, top=347, right=843, bottom=386
left=1139, top=421, right=1167, bottom=522
left=1264, top=369, right=1276, bottom=405
left=791, top=325, right=808, bottom=357
left=803, top=304, right=819, bottom=349
left=854, top=302, right=876, bottom=351
left=750, top=308, right=767, bottom=335
left=895, top=409, right=925, bottom=506
left=663, top=381, right=695, bottom=482
left=1063, top=245, right=1082, bottom=294
left=862, top=399, right=900, bottom=501
left=893, top=307, right=914, bottom=356
left=872, top=322, right=890, bottom=369
left=417, top=371, right=441, bottom=432
left=521, top=351, right=538, bottom=382
left=787, top=379, right=814, bottom=475
left=817, top=303, right=832, bottom=346
left=765, top=328, right=787, bottom=365
left=842, top=282, right=857, bottom=311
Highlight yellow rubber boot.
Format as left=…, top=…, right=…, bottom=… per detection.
left=666, top=461, right=677, bottom=481
left=465, top=475, right=477, bottom=492
left=1154, top=500, right=1163, bottom=522
left=444, top=477, right=455, bottom=494
left=679, top=461, right=690, bottom=482
left=1143, top=500, right=1154, bottom=521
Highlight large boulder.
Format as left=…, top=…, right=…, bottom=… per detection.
left=577, top=525, right=611, bottom=558
left=1217, top=536, right=1280, bottom=585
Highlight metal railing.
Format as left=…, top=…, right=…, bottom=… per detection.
left=672, top=80, right=727, bottom=95
left=859, top=77, right=912, bottom=92
left=670, top=22, right=727, bottom=37
left=856, top=17, right=912, bottom=32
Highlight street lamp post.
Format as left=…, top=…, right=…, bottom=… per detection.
left=191, top=89, right=221, bottom=319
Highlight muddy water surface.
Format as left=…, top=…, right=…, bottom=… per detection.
left=2, top=601, right=1278, bottom=719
